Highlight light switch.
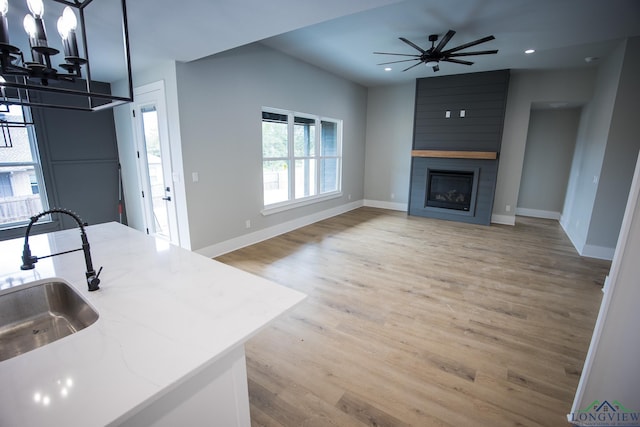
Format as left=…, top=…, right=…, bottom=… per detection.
left=460, top=110, right=466, bottom=118
left=445, top=110, right=451, bottom=118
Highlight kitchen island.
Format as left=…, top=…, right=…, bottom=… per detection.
left=0, top=222, right=305, bottom=426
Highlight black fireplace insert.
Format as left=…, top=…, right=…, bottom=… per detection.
left=426, top=170, right=474, bottom=211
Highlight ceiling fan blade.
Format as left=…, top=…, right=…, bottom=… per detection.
left=433, top=30, right=455, bottom=54
left=399, top=37, right=426, bottom=53
left=402, top=61, right=424, bottom=72
left=377, top=59, right=423, bottom=65
left=448, top=50, right=498, bottom=57
left=442, top=58, right=474, bottom=65
left=442, top=35, right=495, bottom=54
left=373, top=52, right=421, bottom=57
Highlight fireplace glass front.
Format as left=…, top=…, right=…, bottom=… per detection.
left=426, top=170, right=474, bottom=211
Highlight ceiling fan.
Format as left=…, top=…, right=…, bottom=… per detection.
left=374, top=29, right=498, bottom=72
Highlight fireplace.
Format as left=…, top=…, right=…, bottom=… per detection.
left=426, top=170, right=474, bottom=211
left=409, top=158, right=494, bottom=225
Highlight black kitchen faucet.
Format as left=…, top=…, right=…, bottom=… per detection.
left=21, top=208, right=102, bottom=291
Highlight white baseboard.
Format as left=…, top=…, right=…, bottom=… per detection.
left=581, top=244, right=615, bottom=261
left=363, top=199, right=407, bottom=211
left=559, top=219, right=615, bottom=260
left=515, top=207, right=561, bottom=220
left=491, top=214, right=516, bottom=226
left=195, top=200, right=364, bottom=258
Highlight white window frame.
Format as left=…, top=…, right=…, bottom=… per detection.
left=0, top=105, right=50, bottom=230
left=261, top=107, right=342, bottom=215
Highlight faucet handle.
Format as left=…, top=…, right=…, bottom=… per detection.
left=20, top=244, right=37, bottom=270
left=87, top=266, right=103, bottom=292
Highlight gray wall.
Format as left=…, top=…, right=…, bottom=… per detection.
left=494, top=68, right=597, bottom=224
left=587, top=37, right=640, bottom=250
left=1, top=83, right=121, bottom=241
left=517, top=108, right=580, bottom=216
left=363, top=68, right=597, bottom=222
left=174, top=43, right=368, bottom=251
left=561, top=39, right=636, bottom=257
left=364, top=82, right=415, bottom=207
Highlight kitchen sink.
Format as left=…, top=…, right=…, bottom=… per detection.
left=0, top=279, right=99, bottom=362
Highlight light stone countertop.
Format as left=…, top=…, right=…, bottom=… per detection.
left=0, top=222, right=306, bottom=427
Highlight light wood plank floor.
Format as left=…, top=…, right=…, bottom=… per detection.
left=216, top=207, right=611, bottom=427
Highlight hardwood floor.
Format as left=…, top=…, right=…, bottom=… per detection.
left=216, top=207, right=611, bottom=426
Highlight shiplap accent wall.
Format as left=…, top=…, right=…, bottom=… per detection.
left=412, top=70, right=510, bottom=152
left=409, top=70, right=510, bottom=225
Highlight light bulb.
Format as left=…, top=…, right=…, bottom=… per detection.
left=27, top=0, right=44, bottom=18
left=57, top=16, right=69, bottom=39
left=62, top=7, right=77, bottom=30
left=0, top=0, right=8, bottom=17
left=23, top=14, right=36, bottom=37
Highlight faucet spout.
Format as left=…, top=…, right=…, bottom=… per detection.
left=20, top=208, right=103, bottom=292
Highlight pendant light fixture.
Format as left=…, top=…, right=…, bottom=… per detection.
left=0, top=0, right=132, bottom=111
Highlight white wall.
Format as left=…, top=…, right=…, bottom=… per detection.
left=364, top=82, right=415, bottom=210
left=571, top=150, right=640, bottom=416
left=174, top=43, right=368, bottom=252
left=517, top=108, right=581, bottom=219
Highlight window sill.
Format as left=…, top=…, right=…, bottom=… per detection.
left=261, top=192, right=342, bottom=216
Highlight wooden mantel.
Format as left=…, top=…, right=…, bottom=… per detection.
left=411, top=150, right=498, bottom=160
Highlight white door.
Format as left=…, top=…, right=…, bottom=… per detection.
left=132, top=82, right=179, bottom=245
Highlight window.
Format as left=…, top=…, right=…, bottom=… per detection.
left=262, top=108, right=341, bottom=210
left=0, top=105, right=49, bottom=228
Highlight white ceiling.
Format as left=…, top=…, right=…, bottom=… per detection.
left=5, top=0, right=640, bottom=86
left=129, top=0, right=640, bottom=87
left=258, top=0, right=640, bottom=86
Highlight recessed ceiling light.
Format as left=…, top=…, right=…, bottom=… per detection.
left=525, top=49, right=535, bottom=54
left=384, top=67, right=392, bottom=72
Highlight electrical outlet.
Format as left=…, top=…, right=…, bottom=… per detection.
left=245, top=220, right=251, bottom=229
left=506, top=204, right=511, bottom=212
left=391, top=193, right=395, bottom=200
left=348, top=194, right=352, bottom=200
left=192, top=172, right=199, bottom=183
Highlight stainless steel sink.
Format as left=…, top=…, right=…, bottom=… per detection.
left=0, top=279, right=99, bottom=362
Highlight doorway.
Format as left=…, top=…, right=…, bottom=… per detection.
left=132, top=82, right=179, bottom=245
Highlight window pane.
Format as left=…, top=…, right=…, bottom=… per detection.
left=0, top=106, right=34, bottom=162
left=262, top=121, right=288, bottom=158
left=295, top=158, right=317, bottom=199
left=321, top=120, right=338, bottom=156
left=0, top=105, right=48, bottom=228
left=320, top=158, right=339, bottom=193
left=0, top=165, right=44, bottom=226
left=263, top=160, right=289, bottom=205
left=294, top=116, right=315, bottom=157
